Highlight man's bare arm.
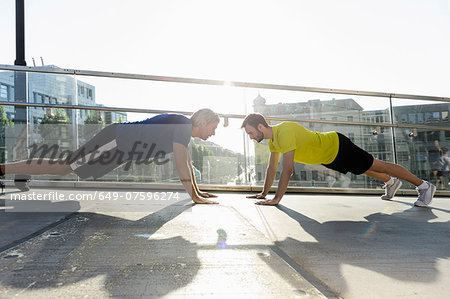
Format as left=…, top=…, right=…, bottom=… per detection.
left=187, top=151, right=217, bottom=198
left=186, top=152, right=201, bottom=194
left=255, top=150, right=294, bottom=205
left=173, top=143, right=218, bottom=204
left=247, top=152, right=280, bottom=199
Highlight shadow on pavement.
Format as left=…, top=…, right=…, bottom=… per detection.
left=276, top=204, right=450, bottom=294
left=0, top=199, right=199, bottom=297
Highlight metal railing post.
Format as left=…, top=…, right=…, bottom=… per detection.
left=389, top=95, right=398, bottom=164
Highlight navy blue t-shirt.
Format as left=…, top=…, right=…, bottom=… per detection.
left=116, top=114, right=192, bottom=160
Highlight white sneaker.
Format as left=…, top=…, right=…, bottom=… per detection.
left=414, top=182, right=436, bottom=207
left=381, top=179, right=402, bottom=200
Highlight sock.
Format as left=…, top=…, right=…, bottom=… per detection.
left=417, top=181, right=428, bottom=189
left=385, top=178, right=394, bottom=186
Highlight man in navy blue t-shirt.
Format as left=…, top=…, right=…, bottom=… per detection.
left=1, top=109, right=220, bottom=204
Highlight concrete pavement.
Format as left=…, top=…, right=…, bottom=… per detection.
left=0, top=188, right=449, bottom=298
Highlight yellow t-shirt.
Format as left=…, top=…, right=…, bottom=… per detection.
left=268, top=122, right=339, bottom=165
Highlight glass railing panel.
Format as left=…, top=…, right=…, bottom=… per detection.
left=1, top=70, right=79, bottom=181
left=393, top=126, right=434, bottom=190
left=392, top=98, right=450, bottom=190
left=72, top=75, right=251, bottom=184
left=188, top=117, right=247, bottom=186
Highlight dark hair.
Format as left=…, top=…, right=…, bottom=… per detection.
left=241, top=113, right=269, bottom=129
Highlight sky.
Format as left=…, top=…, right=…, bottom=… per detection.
left=1, top=0, right=450, bottom=152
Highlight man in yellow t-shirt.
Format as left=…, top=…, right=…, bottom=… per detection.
left=241, top=113, right=436, bottom=207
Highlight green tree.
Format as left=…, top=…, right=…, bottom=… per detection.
left=114, top=115, right=124, bottom=124
left=191, top=143, right=215, bottom=173
left=85, top=110, right=105, bottom=125
left=41, top=108, right=69, bottom=124
left=0, top=106, right=11, bottom=125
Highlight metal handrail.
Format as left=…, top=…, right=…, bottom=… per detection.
left=1, top=64, right=450, bottom=102
left=0, top=100, right=449, bottom=131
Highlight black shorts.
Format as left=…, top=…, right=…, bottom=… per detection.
left=67, top=124, right=129, bottom=179
left=322, top=133, right=374, bottom=175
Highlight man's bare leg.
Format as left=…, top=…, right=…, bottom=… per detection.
left=2, top=159, right=73, bottom=176
left=365, top=159, right=422, bottom=186
left=364, top=169, right=391, bottom=183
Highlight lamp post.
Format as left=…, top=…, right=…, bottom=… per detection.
left=14, top=0, right=28, bottom=164
left=14, top=0, right=27, bottom=123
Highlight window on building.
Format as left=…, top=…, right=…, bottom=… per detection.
left=400, top=114, right=407, bottom=123
left=88, top=89, right=93, bottom=99
left=425, top=112, right=432, bottom=123
left=0, top=84, right=7, bottom=99
left=30, top=92, right=36, bottom=103
left=417, top=113, right=424, bottom=123
left=78, top=86, right=85, bottom=96
left=312, top=171, right=318, bottom=180
left=408, top=114, right=416, bottom=124
left=300, top=171, right=307, bottom=181
left=347, top=116, right=353, bottom=122
left=443, top=111, right=449, bottom=122
left=35, top=94, right=43, bottom=107
left=445, top=130, right=450, bottom=140
left=432, top=112, right=440, bottom=122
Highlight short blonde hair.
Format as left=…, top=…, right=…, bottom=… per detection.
left=190, top=108, right=220, bottom=127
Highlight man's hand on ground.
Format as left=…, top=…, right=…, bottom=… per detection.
left=198, top=192, right=218, bottom=198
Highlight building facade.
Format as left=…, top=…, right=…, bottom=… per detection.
left=0, top=66, right=127, bottom=124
